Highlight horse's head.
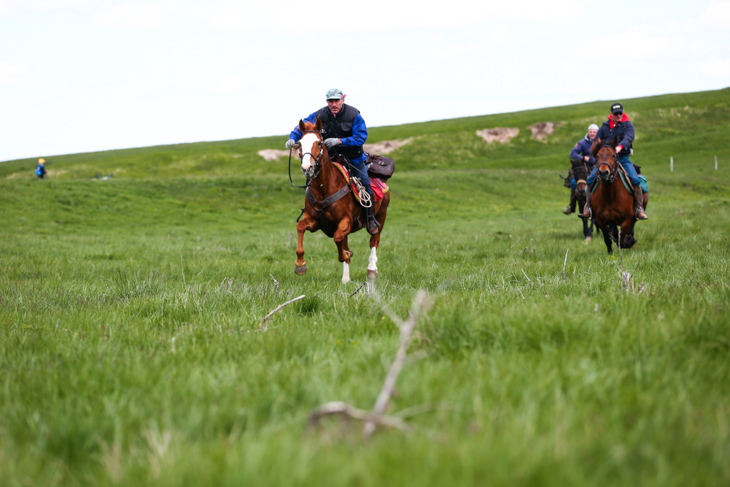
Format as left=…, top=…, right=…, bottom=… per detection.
left=591, top=138, right=618, bottom=182
left=298, top=118, right=325, bottom=178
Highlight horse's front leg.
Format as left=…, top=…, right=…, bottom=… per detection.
left=333, top=218, right=353, bottom=284
left=295, top=214, right=317, bottom=275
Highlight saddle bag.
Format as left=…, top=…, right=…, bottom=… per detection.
left=365, top=152, right=395, bottom=180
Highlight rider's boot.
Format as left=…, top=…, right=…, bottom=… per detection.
left=366, top=206, right=381, bottom=235
left=563, top=188, right=576, bottom=215
left=633, top=184, right=648, bottom=220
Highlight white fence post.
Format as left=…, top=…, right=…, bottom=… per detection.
left=716, top=155, right=718, bottom=170
left=670, top=156, right=673, bottom=172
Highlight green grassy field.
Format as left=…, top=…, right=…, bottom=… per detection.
left=1, top=88, right=729, bottom=486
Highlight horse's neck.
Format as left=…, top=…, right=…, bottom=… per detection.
left=309, top=156, right=344, bottom=199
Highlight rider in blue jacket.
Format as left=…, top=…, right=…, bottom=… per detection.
left=563, top=124, right=598, bottom=214
left=579, top=103, right=648, bottom=220
left=286, top=88, right=380, bottom=234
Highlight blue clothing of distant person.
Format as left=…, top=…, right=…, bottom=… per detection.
left=580, top=102, right=647, bottom=220
left=35, top=158, right=47, bottom=179
left=570, top=128, right=598, bottom=168
left=286, top=88, right=380, bottom=234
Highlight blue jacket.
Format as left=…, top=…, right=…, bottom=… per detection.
left=290, top=105, right=368, bottom=164
left=596, top=113, right=634, bottom=158
left=570, top=135, right=596, bottom=167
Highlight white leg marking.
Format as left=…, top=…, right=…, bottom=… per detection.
left=342, top=262, right=350, bottom=284
left=368, top=247, right=378, bottom=272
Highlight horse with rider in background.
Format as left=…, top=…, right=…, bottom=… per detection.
left=585, top=137, right=649, bottom=253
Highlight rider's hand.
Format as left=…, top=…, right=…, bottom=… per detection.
left=615, top=145, right=623, bottom=154
left=285, top=139, right=297, bottom=150
left=324, top=138, right=341, bottom=150
left=584, top=155, right=589, bottom=162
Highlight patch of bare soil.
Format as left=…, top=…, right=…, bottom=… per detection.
left=364, top=138, right=412, bottom=155
left=528, top=122, right=563, bottom=141
left=257, top=149, right=291, bottom=161
left=258, top=138, right=413, bottom=161
left=476, top=128, right=520, bottom=143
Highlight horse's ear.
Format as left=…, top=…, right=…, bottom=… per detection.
left=590, top=138, right=601, bottom=156
left=314, top=118, right=322, bottom=132
left=298, top=119, right=306, bottom=132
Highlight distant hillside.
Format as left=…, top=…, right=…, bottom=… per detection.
left=2, top=88, right=728, bottom=180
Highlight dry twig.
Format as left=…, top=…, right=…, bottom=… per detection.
left=261, top=294, right=305, bottom=329
left=269, top=274, right=279, bottom=292
left=563, top=248, right=569, bottom=281
left=307, top=290, right=433, bottom=440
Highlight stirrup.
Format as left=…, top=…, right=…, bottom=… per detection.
left=578, top=207, right=591, bottom=218
left=367, top=215, right=381, bottom=235
left=636, top=208, right=648, bottom=220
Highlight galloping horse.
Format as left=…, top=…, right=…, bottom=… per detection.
left=589, top=138, right=647, bottom=253
left=293, top=119, right=390, bottom=283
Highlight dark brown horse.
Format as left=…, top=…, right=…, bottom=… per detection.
left=573, top=164, right=594, bottom=241
left=588, top=139, right=648, bottom=253
left=294, top=119, right=390, bottom=283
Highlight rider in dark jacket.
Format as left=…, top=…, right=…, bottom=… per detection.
left=563, top=124, right=598, bottom=214
left=579, top=103, right=648, bottom=220
left=286, top=88, right=379, bottom=234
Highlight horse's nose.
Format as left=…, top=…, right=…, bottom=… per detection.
left=599, top=168, right=609, bottom=178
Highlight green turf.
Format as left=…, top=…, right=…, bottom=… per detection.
left=1, top=88, right=729, bottom=486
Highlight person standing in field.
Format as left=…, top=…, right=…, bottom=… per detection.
left=286, top=88, right=380, bottom=234
left=563, top=123, right=598, bottom=214
left=579, top=102, right=648, bottom=220
left=35, top=158, right=47, bottom=179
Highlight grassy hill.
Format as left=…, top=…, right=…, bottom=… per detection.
left=1, top=88, right=729, bottom=487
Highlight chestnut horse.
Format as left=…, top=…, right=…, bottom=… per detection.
left=294, top=119, right=390, bottom=283
left=588, top=139, right=648, bottom=253
left=573, top=164, right=595, bottom=241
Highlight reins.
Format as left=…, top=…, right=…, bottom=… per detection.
left=288, top=130, right=325, bottom=189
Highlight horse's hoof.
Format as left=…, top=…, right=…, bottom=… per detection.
left=367, top=269, right=378, bottom=280
left=295, top=265, right=307, bottom=276
left=585, top=236, right=592, bottom=242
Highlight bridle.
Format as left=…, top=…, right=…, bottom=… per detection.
left=596, top=146, right=619, bottom=183
left=288, top=130, right=327, bottom=189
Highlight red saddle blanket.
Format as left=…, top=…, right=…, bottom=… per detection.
left=333, top=162, right=389, bottom=202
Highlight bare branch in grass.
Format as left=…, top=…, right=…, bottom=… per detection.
left=521, top=269, right=531, bottom=282
left=307, top=402, right=411, bottom=432
left=563, top=249, right=569, bottom=281
left=349, top=281, right=367, bottom=298
left=261, top=294, right=305, bottom=329
left=364, top=290, right=433, bottom=439
left=308, top=290, right=433, bottom=440
left=269, top=274, right=279, bottom=292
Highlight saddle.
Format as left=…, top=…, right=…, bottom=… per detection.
left=332, top=161, right=389, bottom=203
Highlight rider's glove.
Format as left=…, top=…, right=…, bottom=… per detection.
left=324, top=138, right=341, bottom=150
left=285, top=139, right=297, bottom=150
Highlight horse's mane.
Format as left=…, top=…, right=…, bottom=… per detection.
left=590, top=137, right=618, bottom=156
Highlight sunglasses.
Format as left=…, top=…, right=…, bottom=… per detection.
left=612, top=111, right=624, bottom=116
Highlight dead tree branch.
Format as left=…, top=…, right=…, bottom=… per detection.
left=307, top=290, right=433, bottom=440
left=261, top=294, right=305, bottom=329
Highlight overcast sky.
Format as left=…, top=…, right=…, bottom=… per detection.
left=1, top=0, right=728, bottom=162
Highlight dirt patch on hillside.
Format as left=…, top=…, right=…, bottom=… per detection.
left=258, top=138, right=412, bottom=161
left=364, top=138, right=412, bottom=154
left=528, top=122, right=563, bottom=141
left=476, top=128, right=520, bottom=143
left=258, top=149, right=290, bottom=161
